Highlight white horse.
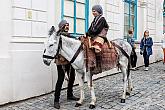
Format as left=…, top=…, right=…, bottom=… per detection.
left=43, top=29, right=133, bottom=109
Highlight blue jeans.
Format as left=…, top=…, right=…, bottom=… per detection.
left=143, top=51, right=150, bottom=67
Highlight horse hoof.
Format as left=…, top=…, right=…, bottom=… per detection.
left=126, top=92, right=130, bottom=95
left=75, top=103, right=82, bottom=107
left=121, top=99, right=125, bottom=103
left=89, top=104, right=95, bottom=109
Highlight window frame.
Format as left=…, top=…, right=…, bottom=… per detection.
left=124, top=0, right=137, bottom=39
left=61, top=0, right=89, bottom=36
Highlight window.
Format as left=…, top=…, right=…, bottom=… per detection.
left=124, top=0, right=137, bottom=39
left=61, top=0, right=89, bottom=36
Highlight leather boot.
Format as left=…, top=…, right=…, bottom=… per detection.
left=54, top=101, right=60, bottom=109
left=67, top=95, right=79, bottom=101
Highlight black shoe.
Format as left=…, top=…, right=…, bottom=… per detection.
left=54, top=102, right=60, bottom=109
left=67, top=95, right=79, bottom=101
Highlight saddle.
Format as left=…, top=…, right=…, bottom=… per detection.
left=81, top=37, right=119, bottom=75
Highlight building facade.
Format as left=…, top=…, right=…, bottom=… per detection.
left=0, top=0, right=163, bottom=105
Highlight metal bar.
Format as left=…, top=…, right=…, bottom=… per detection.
left=129, top=0, right=131, bottom=29
left=61, top=0, right=64, bottom=19
left=85, top=0, right=89, bottom=32
left=134, top=0, right=137, bottom=40
left=74, top=0, right=76, bottom=35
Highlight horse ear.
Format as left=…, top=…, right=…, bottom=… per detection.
left=48, top=26, right=56, bottom=36
left=52, top=26, right=56, bottom=32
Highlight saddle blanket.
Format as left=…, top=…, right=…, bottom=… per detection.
left=81, top=37, right=119, bottom=75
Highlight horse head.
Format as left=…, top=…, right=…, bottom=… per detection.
left=42, top=26, right=61, bottom=66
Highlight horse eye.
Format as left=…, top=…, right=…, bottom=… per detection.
left=49, top=44, right=53, bottom=47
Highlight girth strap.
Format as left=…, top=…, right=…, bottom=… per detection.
left=70, top=43, right=83, bottom=63
left=54, top=36, right=62, bottom=59
left=110, top=41, right=130, bottom=59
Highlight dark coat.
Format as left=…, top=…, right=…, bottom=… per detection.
left=140, top=37, right=153, bottom=56
left=87, top=15, right=109, bottom=38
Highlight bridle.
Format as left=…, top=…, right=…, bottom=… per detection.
left=54, top=36, right=62, bottom=59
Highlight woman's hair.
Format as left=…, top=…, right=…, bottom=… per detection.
left=128, top=29, right=133, bottom=34
left=143, top=30, right=149, bottom=37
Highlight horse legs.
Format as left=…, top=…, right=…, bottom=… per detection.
left=127, top=64, right=133, bottom=95
left=119, top=62, right=128, bottom=103
left=75, top=72, right=85, bottom=107
left=86, top=72, right=96, bottom=109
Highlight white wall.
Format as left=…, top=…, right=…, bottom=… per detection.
left=0, top=0, right=13, bottom=105
left=10, top=0, right=59, bottom=102
left=155, top=0, right=164, bottom=42
left=0, top=0, right=59, bottom=104
left=154, top=0, right=164, bottom=60
left=10, top=43, right=52, bottom=101
left=105, top=0, right=124, bottom=40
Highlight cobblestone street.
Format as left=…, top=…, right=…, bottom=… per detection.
left=0, top=61, right=165, bottom=110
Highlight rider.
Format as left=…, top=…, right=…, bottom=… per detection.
left=86, top=4, right=109, bottom=53
left=54, top=20, right=79, bottom=109
left=86, top=5, right=109, bottom=71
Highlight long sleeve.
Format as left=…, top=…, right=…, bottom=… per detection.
left=87, top=17, right=109, bottom=37
left=145, top=37, right=153, bottom=47
left=127, top=36, right=135, bottom=48
left=140, top=38, right=144, bottom=50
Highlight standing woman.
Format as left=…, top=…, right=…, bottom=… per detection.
left=127, top=29, right=137, bottom=70
left=161, top=33, right=165, bottom=64
left=140, top=30, right=153, bottom=71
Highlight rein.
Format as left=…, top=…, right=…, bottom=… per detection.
left=54, top=36, right=62, bottom=59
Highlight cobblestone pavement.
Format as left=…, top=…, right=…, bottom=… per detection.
left=0, top=62, right=165, bottom=110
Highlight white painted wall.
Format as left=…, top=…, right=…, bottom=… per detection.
left=9, top=0, right=59, bottom=102
left=10, top=43, right=52, bottom=101
left=0, top=0, right=58, bottom=105
left=0, top=0, right=13, bottom=105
